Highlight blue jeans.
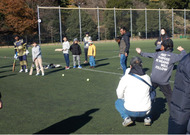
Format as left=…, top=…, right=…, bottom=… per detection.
left=64, top=53, right=70, bottom=67
left=120, top=54, right=127, bottom=75
left=89, top=56, right=95, bottom=67
left=115, top=99, right=148, bottom=119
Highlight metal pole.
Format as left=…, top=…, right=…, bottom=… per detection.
left=78, top=6, right=82, bottom=42
left=172, top=8, right=174, bottom=38
left=114, top=7, right=117, bottom=38
left=130, top=8, right=132, bottom=39
left=159, top=8, right=161, bottom=35
left=145, top=8, right=147, bottom=39
left=97, top=7, right=100, bottom=40
left=59, top=6, right=62, bottom=45
left=37, top=5, right=41, bottom=44
left=184, top=8, right=186, bottom=36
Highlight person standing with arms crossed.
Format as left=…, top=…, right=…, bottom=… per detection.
left=119, top=27, right=131, bottom=75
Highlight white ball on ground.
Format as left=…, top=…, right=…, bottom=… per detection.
left=62, top=74, right=64, bottom=76
left=87, top=78, right=89, bottom=81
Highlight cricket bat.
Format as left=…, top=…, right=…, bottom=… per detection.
left=12, top=59, right=16, bottom=72
left=29, top=62, right=34, bottom=75
left=55, top=49, right=63, bottom=52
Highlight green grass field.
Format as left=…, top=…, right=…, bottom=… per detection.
left=0, top=39, right=189, bottom=134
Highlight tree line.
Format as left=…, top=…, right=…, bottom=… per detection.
left=0, top=0, right=189, bottom=45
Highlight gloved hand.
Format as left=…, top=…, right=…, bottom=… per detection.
left=14, top=54, right=18, bottom=60
left=26, top=50, right=29, bottom=55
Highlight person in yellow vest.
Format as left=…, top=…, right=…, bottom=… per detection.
left=88, top=40, right=96, bottom=68
left=14, top=35, right=28, bottom=73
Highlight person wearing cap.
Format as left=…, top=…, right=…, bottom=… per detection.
left=83, top=32, right=92, bottom=64
left=70, top=38, right=82, bottom=69
left=115, top=56, right=152, bottom=127
left=13, top=35, right=29, bottom=73
left=136, top=39, right=187, bottom=108
left=88, top=40, right=96, bottom=68
left=155, top=28, right=169, bottom=52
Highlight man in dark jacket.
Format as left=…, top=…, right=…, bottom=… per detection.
left=70, top=38, right=82, bottom=69
left=168, top=53, right=190, bottom=134
left=119, top=27, right=131, bottom=75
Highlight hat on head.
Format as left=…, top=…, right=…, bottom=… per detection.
left=130, top=56, right=143, bottom=67
left=86, top=32, right=89, bottom=34
left=88, top=40, right=93, bottom=44
left=73, top=38, right=78, bottom=42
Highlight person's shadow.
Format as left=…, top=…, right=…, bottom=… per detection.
left=151, top=97, right=167, bottom=123
left=35, top=108, right=99, bottom=134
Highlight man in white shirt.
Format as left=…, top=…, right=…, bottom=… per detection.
left=115, top=56, right=152, bottom=126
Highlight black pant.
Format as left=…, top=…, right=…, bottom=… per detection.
left=84, top=48, right=88, bottom=61
left=152, top=82, right=172, bottom=109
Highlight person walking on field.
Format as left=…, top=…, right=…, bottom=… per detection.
left=83, top=32, right=92, bottom=64
left=136, top=39, right=186, bottom=108
left=32, top=41, right=45, bottom=76
left=70, top=38, right=82, bottom=69
left=62, top=36, right=70, bottom=70
left=88, top=40, right=96, bottom=68
left=119, top=27, right=131, bottom=75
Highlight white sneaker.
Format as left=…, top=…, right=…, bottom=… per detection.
left=144, top=117, right=151, bottom=126
left=19, top=69, right=23, bottom=73
left=122, top=117, right=133, bottom=127
left=25, top=69, right=28, bottom=73
left=36, top=73, right=40, bottom=76
left=42, top=73, right=45, bottom=76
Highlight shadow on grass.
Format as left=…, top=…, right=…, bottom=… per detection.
left=133, top=97, right=167, bottom=125
left=95, top=63, right=110, bottom=68
left=143, top=68, right=150, bottom=72
left=0, top=70, right=12, bottom=73
left=173, top=65, right=177, bottom=70
left=0, top=74, right=16, bottom=79
left=151, top=97, right=167, bottom=122
left=35, top=108, right=99, bottom=134
left=45, top=67, right=65, bottom=75
left=0, top=65, right=13, bottom=69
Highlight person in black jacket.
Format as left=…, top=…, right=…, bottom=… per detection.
left=70, top=38, right=82, bottom=69
left=155, top=28, right=169, bottom=52
left=168, top=53, right=190, bottom=134
left=119, top=27, right=131, bottom=75
left=0, top=92, right=2, bottom=109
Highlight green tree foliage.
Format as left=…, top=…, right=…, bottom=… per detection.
left=136, top=10, right=171, bottom=38
left=65, top=10, right=97, bottom=41
left=106, top=0, right=133, bottom=8
left=163, top=0, right=190, bottom=9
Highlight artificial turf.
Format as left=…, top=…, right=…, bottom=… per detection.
left=0, top=39, right=189, bottom=134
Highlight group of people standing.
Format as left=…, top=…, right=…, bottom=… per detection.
left=13, top=32, right=97, bottom=76
left=13, top=35, right=44, bottom=76
left=61, top=32, right=96, bottom=69
left=115, top=28, right=190, bottom=134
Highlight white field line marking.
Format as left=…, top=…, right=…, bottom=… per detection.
left=0, top=55, right=174, bottom=83
left=81, top=68, right=123, bottom=76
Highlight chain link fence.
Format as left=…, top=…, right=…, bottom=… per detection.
left=2, top=7, right=189, bottom=46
